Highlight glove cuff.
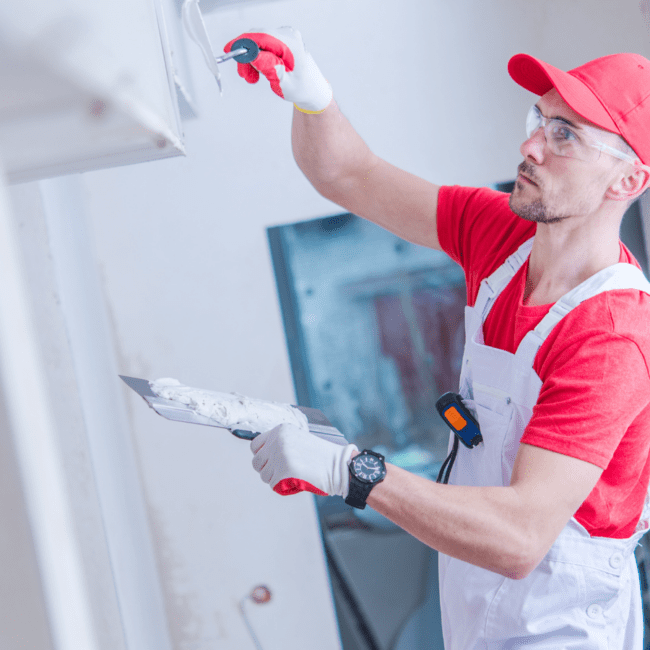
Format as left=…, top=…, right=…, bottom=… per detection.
left=336, top=444, right=358, bottom=498
left=291, top=78, right=333, bottom=113
left=294, top=102, right=330, bottom=115
left=284, top=51, right=333, bottom=113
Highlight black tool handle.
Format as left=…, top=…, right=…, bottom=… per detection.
left=232, top=429, right=258, bottom=440
left=231, top=38, right=260, bottom=63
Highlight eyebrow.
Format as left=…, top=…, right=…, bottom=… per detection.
left=535, top=103, right=581, bottom=130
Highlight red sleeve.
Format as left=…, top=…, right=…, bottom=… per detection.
left=524, top=290, right=650, bottom=537
left=436, top=186, right=536, bottom=305
left=524, top=291, right=650, bottom=470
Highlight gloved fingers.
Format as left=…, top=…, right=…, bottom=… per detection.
left=259, top=463, right=275, bottom=485
left=250, top=427, right=273, bottom=455
left=223, top=31, right=295, bottom=71
left=251, top=424, right=282, bottom=473
left=224, top=27, right=331, bottom=112
left=239, top=31, right=295, bottom=71
left=248, top=50, right=286, bottom=97
left=236, top=62, right=259, bottom=84
left=249, top=422, right=353, bottom=497
left=251, top=450, right=267, bottom=474
left=224, top=31, right=295, bottom=97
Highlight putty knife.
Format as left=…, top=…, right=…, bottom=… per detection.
left=181, top=0, right=259, bottom=94
left=119, top=375, right=348, bottom=446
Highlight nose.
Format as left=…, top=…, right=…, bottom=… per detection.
left=520, top=126, right=546, bottom=165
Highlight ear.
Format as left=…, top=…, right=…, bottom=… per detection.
left=606, top=166, right=650, bottom=202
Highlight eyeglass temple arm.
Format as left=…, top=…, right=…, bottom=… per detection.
left=595, top=141, right=650, bottom=172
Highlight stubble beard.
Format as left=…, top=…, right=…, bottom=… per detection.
left=509, top=162, right=566, bottom=225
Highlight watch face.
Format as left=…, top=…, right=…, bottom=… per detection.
left=352, top=453, right=385, bottom=483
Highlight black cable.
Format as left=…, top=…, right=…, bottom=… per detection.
left=436, top=435, right=459, bottom=485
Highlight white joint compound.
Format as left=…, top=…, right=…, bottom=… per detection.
left=149, top=378, right=308, bottom=434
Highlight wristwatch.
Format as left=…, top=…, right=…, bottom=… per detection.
left=345, top=449, right=387, bottom=510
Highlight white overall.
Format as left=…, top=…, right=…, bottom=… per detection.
left=439, top=238, right=650, bottom=649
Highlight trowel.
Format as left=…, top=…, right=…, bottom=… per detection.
left=181, top=0, right=259, bottom=94
left=119, top=375, right=348, bottom=446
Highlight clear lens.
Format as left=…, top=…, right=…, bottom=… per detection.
left=547, top=122, right=593, bottom=160
left=525, top=105, right=597, bottom=162
left=525, top=105, right=541, bottom=140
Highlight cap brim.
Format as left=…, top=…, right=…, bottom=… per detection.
left=508, top=53, right=619, bottom=134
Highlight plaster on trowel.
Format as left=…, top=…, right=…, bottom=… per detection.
left=181, top=0, right=259, bottom=94
left=119, top=375, right=348, bottom=446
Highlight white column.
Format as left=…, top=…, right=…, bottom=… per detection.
left=0, top=167, right=99, bottom=650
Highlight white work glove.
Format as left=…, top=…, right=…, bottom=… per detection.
left=251, top=423, right=358, bottom=496
left=223, top=27, right=333, bottom=113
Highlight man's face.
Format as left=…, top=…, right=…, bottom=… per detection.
left=509, top=89, right=626, bottom=224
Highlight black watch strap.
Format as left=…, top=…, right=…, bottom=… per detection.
left=344, top=450, right=386, bottom=510
left=345, top=477, right=374, bottom=510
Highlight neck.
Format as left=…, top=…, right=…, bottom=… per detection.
left=524, top=218, right=622, bottom=306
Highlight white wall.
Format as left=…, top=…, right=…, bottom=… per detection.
left=75, top=1, right=650, bottom=649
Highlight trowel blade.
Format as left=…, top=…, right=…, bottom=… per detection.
left=118, top=375, right=348, bottom=446
left=181, top=0, right=223, bottom=94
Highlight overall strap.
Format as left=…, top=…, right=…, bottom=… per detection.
left=473, top=237, right=534, bottom=324
left=516, top=264, right=650, bottom=368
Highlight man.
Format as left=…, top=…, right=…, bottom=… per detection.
left=224, top=28, right=650, bottom=648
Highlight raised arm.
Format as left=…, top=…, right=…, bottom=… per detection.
left=224, top=27, right=443, bottom=251
left=292, top=102, right=442, bottom=250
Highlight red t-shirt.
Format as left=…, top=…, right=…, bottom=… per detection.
left=437, top=185, right=650, bottom=539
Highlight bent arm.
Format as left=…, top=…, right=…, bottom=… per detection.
left=292, top=101, right=443, bottom=250
left=366, top=443, right=603, bottom=579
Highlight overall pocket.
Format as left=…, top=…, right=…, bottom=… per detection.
left=470, top=382, right=514, bottom=488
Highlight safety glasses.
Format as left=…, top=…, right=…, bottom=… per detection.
left=525, top=104, right=649, bottom=170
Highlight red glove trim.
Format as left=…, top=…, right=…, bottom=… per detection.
left=224, top=32, right=295, bottom=98
left=274, top=478, right=327, bottom=496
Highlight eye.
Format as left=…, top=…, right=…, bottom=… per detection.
left=549, top=121, right=579, bottom=143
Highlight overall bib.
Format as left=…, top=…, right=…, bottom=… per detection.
left=439, top=238, right=650, bottom=649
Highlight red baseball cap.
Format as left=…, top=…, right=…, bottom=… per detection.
left=508, top=52, right=650, bottom=164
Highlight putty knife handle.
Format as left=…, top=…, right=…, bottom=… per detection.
left=232, top=429, right=258, bottom=441
left=229, top=38, right=260, bottom=63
